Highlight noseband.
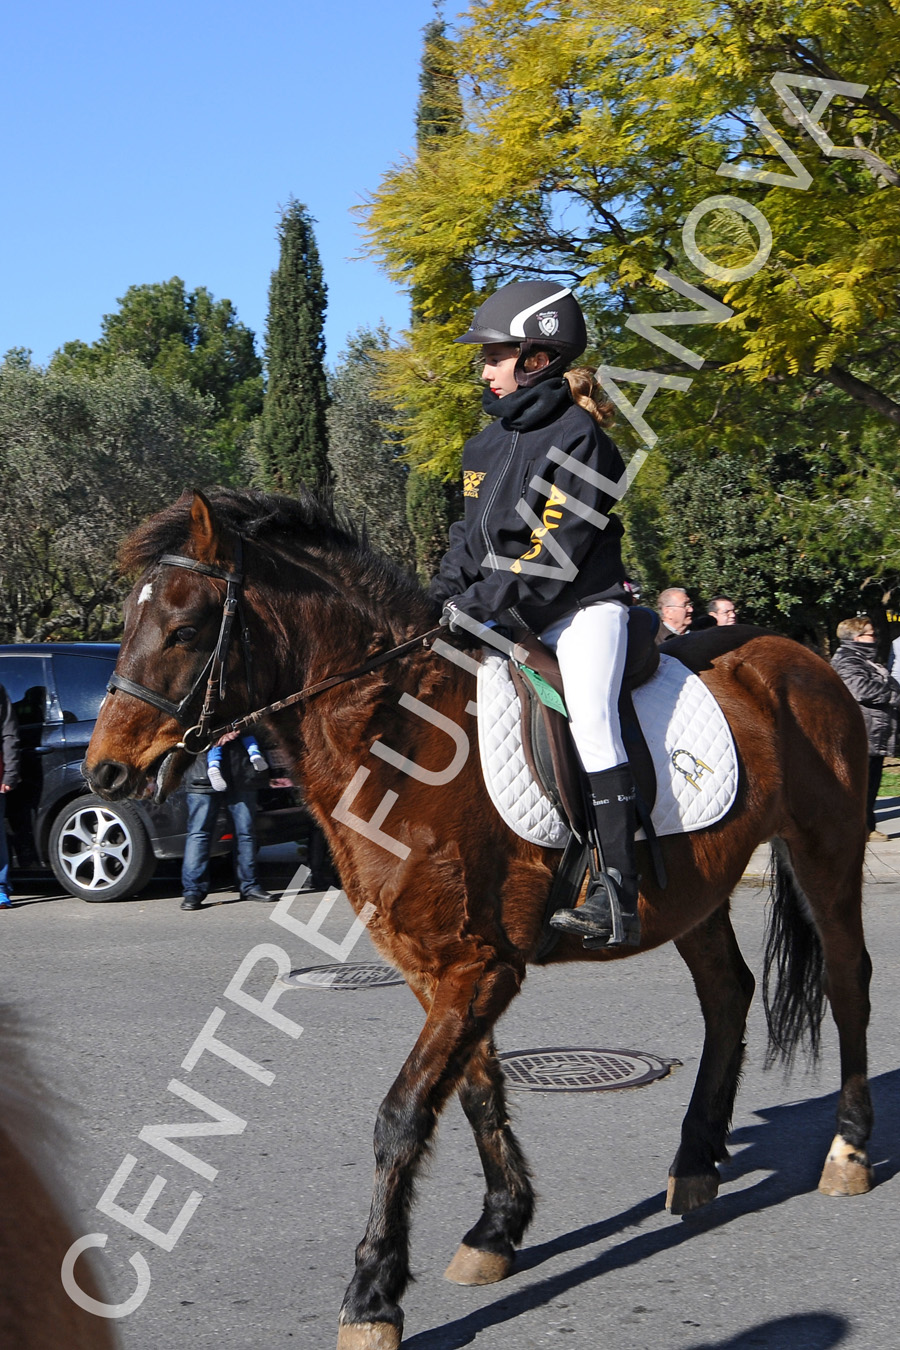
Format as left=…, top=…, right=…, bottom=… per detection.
left=107, top=539, right=253, bottom=754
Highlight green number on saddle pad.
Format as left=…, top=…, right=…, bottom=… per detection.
left=520, top=666, right=568, bottom=718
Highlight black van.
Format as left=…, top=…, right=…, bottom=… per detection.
left=0, top=643, right=306, bottom=901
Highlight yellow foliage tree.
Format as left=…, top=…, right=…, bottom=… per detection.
left=363, top=0, right=900, bottom=478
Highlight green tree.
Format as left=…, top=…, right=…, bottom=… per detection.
left=658, top=447, right=859, bottom=646
left=257, top=201, right=330, bottom=491
left=52, top=278, right=263, bottom=477
left=327, top=328, right=415, bottom=569
left=405, top=468, right=464, bottom=584
left=0, top=354, right=220, bottom=641
left=377, top=18, right=477, bottom=579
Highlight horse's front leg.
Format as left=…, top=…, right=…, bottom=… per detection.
left=444, top=1036, right=535, bottom=1286
left=337, top=960, right=522, bottom=1350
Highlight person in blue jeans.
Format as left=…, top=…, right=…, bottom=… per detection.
left=180, top=732, right=272, bottom=910
left=0, top=683, right=21, bottom=908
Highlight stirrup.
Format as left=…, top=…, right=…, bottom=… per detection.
left=549, top=869, right=641, bottom=949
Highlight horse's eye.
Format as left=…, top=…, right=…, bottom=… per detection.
left=175, top=626, right=198, bottom=644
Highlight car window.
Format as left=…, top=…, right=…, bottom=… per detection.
left=0, top=656, right=51, bottom=725
left=51, top=653, right=118, bottom=724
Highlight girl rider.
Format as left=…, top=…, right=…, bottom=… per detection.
left=430, top=280, right=640, bottom=947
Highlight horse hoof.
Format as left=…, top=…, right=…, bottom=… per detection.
left=336, top=1321, right=402, bottom=1349
left=666, top=1173, right=719, bottom=1215
left=444, top=1242, right=513, bottom=1285
left=818, top=1135, right=874, bottom=1196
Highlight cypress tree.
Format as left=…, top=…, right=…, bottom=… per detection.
left=258, top=200, right=330, bottom=492
left=406, top=18, right=469, bottom=582
left=328, top=327, right=415, bottom=571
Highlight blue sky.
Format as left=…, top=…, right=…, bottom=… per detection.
left=0, top=0, right=439, bottom=369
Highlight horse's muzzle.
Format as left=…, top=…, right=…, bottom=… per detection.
left=83, top=759, right=150, bottom=801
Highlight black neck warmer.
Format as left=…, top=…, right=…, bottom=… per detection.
left=482, top=377, right=572, bottom=431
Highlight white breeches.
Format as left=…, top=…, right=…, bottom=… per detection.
left=539, top=601, right=628, bottom=773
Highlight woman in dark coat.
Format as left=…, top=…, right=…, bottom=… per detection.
left=831, top=616, right=900, bottom=839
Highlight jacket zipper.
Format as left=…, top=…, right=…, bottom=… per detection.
left=480, top=429, right=518, bottom=572
left=481, top=429, right=531, bottom=630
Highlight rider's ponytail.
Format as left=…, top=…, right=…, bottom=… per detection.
left=564, top=367, right=615, bottom=428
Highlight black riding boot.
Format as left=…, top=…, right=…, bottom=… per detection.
left=549, top=764, right=641, bottom=947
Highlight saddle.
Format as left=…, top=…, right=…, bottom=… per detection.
left=501, top=607, right=667, bottom=951
left=508, top=605, right=662, bottom=845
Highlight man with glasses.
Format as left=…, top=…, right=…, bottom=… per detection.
left=656, top=587, right=694, bottom=642
left=708, top=596, right=738, bottom=625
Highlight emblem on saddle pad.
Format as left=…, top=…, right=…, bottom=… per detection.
left=671, top=749, right=713, bottom=791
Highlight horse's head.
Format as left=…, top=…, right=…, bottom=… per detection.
left=85, top=490, right=254, bottom=803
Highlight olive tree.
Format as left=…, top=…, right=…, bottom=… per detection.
left=0, top=354, right=222, bottom=641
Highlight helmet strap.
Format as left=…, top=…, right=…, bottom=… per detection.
left=514, top=340, right=571, bottom=388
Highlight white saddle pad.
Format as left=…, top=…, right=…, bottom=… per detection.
left=476, top=651, right=738, bottom=849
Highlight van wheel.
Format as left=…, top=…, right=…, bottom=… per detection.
left=49, top=795, right=156, bottom=901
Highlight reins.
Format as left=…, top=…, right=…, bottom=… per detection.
left=107, top=538, right=443, bottom=756
left=185, top=624, right=444, bottom=754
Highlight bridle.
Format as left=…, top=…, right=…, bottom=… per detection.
left=107, top=540, right=254, bottom=754
left=107, top=537, right=443, bottom=755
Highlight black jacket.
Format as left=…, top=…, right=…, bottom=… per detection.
left=430, top=379, right=630, bottom=631
left=0, top=684, right=20, bottom=790
left=831, top=639, right=900, bottom=755
left=184, top=740, right=269, bottom=795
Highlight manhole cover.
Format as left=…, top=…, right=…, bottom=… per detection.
left=281, top=962, right=406, bottom=990
left=498, top=1047, right=680, bottom=1092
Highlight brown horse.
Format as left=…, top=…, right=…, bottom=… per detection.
left=0, top=1005, right=120, bottom=1349
left=84, top=488, right=873, bottom=1350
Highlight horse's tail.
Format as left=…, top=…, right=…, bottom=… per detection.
left=762, top=838, right=827, bottom=1070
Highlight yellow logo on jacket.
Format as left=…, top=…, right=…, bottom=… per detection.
left=464, top=471, right=486, bottom=498
left=510, top=485, right=567, bottom=573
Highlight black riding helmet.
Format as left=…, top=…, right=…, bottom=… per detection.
left=455, top=280, right=588, bottom=388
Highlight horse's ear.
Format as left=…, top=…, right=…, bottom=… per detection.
left=188, top=490, right=229, bottom=564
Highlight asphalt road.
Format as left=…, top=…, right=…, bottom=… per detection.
left=3, top=845, right=900, bottom=1350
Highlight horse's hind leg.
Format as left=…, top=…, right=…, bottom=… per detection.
left=444, top=1036, right=535, bottom=1285
left=667, top=902, right=756, bottom=1215
left=338, top=959, right=522, bottom=1350
left=774, top=835, right=874, bottom=1196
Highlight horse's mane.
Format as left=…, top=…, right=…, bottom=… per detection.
left=119, top=486, right=366, bottom=572
left=119, top=486, right=432, bottom=624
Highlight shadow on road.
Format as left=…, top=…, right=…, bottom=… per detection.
left=679, top=1313, right=848, bottom=1349
left=403, top=1070, right=900, bottom=1349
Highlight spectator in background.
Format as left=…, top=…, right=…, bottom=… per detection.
left=831, top=616, right=900, bottom=842
left=656, top=587, right=693, bottom=642
left=708, top=596, right=738, bottom=625
left=889, top=631, right=900, bottom=675
left=0, top=683, right=21, bottom=908
left=180, top=733, right=273, bottom=910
